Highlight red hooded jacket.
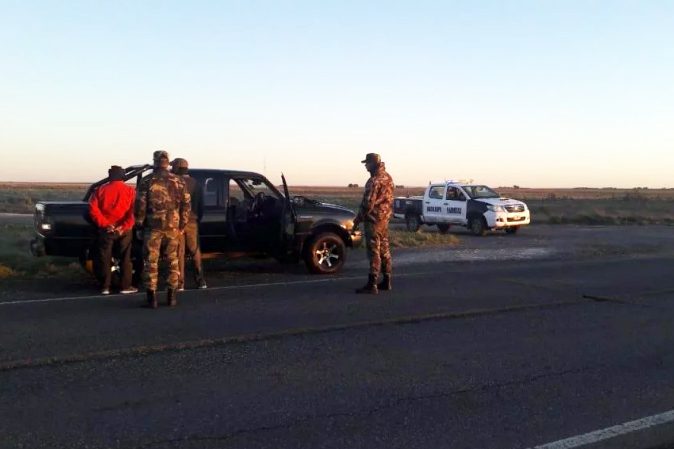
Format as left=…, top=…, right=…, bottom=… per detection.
left=88, top=181, right=136, bottom=231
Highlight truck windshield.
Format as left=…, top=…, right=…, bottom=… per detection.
left=462, top=185, right=499, bottom=199
left=237, top=178, right=281, bottom=200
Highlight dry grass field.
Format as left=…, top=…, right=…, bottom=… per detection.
left=294, top=185, right=674, bottom=225
left=0, top=182, right=89, bottom=213
left=2, top=182, right=674, bottom=225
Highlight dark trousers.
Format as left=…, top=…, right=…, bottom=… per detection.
left=177, top=220, right=204, bottom=287
left=94, top=229, right=133, bottom=290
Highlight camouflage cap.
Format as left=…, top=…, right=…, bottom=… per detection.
left=153, top=150, right=169, bottom=161
left=361, top=153, right=381, bottom=164
left=170, top=158, right=188, bottom=169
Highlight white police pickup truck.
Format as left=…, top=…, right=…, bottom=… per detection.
left=393, top=182, right=531, bottom=235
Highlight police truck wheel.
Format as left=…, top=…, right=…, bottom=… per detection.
left=505, top=227, right=519, bottom=235
left=304, top=232, right=346, bottom=274
left=469, top=217, right=487, bottom=236
left=405, top=214, right=421, bottom=232
left=437, top=223, right=450, bottom=234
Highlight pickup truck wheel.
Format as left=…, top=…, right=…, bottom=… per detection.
left=505, top=227, right=519, bottom=235
left=469, top=217, right=487, bottom=236
left=437, top=223, right=450, bottom=234
left=304, top=232, right=346, bottom=274
left=405, top=214, right=421, bottom=232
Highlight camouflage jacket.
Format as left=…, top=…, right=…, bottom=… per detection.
left=135, top=169, right=191, bottom=231
left=356, top=162, right=394, bottom=224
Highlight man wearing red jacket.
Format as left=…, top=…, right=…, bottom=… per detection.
left=89, top=165, right=137, bottom=295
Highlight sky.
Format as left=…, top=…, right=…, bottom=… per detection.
left=1, top=0, right=673, bottom=188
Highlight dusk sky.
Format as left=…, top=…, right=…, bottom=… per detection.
left=1, top=1, right=673, bottom=187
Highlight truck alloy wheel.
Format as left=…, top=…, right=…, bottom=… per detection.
left=405, top=214, right=421, bottom=232
left=469, top=217, right=487, bottom=236
left=304, top=232, right=346, bottom=274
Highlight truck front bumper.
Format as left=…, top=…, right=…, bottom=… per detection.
left=487, top=212, right=531, bottom=228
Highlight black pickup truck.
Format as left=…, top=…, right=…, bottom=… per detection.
left=30, top=165, right=362, bottom=279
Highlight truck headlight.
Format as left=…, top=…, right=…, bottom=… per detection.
left=487, top=204, right=505, bottom=212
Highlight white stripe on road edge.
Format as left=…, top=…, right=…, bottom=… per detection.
left=0, top=271, right=439, bottom=307
left=530, top=409, right=674, bottom=449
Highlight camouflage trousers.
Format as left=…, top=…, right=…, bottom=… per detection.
left=364, top=222, right=392, bottom=277
left=177, top=220, right=204, bottom=287
left=143, top=228, right=181, bottom=291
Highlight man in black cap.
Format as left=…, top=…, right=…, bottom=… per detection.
left=171, top=157, right=207, bottom=290
left=352, top=153, right=394, bottom=295
left=88, top=165, right=137, bottom=295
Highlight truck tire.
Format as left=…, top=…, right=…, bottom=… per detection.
left=405, top=214, right=421, bottom=232
left=303, top=232, right=346, bottom=274
left=469, top=217, right=487, bottom=236
left=437, top=223, right=450, bottom=234
left=505, top=227, right=519, bottom=235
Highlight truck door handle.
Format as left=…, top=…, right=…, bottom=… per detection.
left=424, top=201, right=430, bottom=204
left=443, top=203, right=448, bottom=205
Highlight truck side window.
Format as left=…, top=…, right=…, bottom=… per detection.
left=203, top=177, right=219, bottom=207
left=229, top=179, right=246, bottom=204
left=428, top=186, right=444, bottom=199
left=446, top=187, right=466, bottom=201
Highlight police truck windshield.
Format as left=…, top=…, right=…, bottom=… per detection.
left=462, top=185, right=500, bottom=199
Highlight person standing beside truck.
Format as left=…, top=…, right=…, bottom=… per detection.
left=352, top=153, right=394, bottom=295
left=88, top=165, right=137, bottom=295
left=135, top=151, right=191, bottom=308
left=170, top=157, right=207, bottom=290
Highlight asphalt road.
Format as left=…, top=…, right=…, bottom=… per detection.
left=2, top=226, right=674, bottom=448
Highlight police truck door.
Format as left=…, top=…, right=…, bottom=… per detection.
left=425, top=185, right=446, bottom=223
left=444, top=186, right=467, bottom=224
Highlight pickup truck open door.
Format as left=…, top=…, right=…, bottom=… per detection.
left=281, top=173, right=297, bottom=245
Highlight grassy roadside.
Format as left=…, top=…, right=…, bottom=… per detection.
left=0, top=224, right=83, bottom=280
left=525, top=198, right=674, bottom=225
left=389, top=228, right=460, bottom=248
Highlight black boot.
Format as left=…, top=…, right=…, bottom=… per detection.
left=146, top=290, right=158, bottom=309
left=355, top=274, right=379, bottom=295
left=378, top=273, right=392, bottom=291
left=167, top=288, right=177, bottom=307
left=195, top=273, right=207, bottom=289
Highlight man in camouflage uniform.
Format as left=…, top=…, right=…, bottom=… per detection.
left=135, top=150, right=191, bottom=308
left=170, top=157, right=207, bottom=290
left=352, top=153, right=394, bottom=295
